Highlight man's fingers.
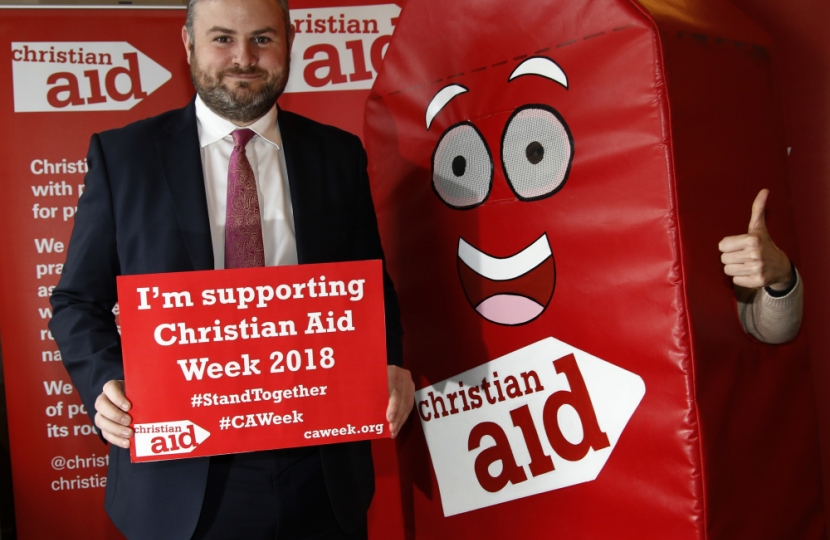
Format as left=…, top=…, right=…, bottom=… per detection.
left=388, top=400, right=414, bottom=438
left=390, top=386, right=414, bottom=426
left=385, top=386, right=399, bottom=423
left=95, top=379, right=133, bottom=447
left=386, top=366, right=415, bottom=438
left=718, top=233, right=763, bottom=257
left=723, top=261, right=762, bottom=277
left=102, top=379, right=131, bottom=412
left=95, top=412, right=133, bottom=448
left=747, top=188, right=769, bottom=234
left=721, top=247, right=762, bottom=266
left=95, top=391, right=132, bottom=425
left=719, top=234, right=756, bottom=254
left=96, top=380, right=134, bottom=448
left=385, top=396, right=401, bottom=438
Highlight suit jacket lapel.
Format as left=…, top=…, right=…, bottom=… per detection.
left=279, top=109, right=322, bottom=265
left=157, top=100, right=215, bottom=271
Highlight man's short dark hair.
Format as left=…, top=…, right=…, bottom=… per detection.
left=185, top=0, right=292, bottom=43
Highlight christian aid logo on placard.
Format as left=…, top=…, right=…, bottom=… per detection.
left=416, top=337, right=645, bottom=516
left=11, top=42, right=171, bottom=112
left=285, top=4, right=400, bottom=93
left=133, top=420, right=210, bottom=458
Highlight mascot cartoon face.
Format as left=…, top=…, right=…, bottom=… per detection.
left=426, top=57, right=573, bottom=325
left=364, top=5, right=668, bottom=361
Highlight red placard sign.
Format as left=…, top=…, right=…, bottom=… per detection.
left=116, top=260, right=388, bottom=463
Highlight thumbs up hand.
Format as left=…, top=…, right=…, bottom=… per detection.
left=719, top=189, right=794, bottom=291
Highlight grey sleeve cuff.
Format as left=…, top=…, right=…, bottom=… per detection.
left=737, top=268, right=803, bottom=344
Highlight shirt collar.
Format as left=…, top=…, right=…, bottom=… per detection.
left=195, top=94, right=282, bottom=149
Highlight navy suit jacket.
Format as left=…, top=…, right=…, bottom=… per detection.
left=49, top=100, right=403, bottom=539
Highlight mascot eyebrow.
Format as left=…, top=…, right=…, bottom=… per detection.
left=425, top=56, right=569, bottom=130
left=508, top=56, right=568, bottom=87
left=425, top=84, right=468, bottom=129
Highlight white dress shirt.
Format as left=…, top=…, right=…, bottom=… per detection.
left=195, top=95, right=298, bottom=269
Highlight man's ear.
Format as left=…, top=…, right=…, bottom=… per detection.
left=182, top=26, right=193, bottom=65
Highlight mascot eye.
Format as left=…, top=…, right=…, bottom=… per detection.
left=432, top=122, right=493, bottom=209
left=501, top=105, right=573, bottom=201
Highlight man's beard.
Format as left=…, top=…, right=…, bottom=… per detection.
left=190, top=50, right=289, bottom=124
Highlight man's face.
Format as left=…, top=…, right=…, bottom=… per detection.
left=183, top=0, right=295, bottom=125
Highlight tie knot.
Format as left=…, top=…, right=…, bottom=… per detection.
left=232, top=128, right=256, bottom=148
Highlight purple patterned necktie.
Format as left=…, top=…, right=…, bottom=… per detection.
left=224, top=129, right=265, bottom=269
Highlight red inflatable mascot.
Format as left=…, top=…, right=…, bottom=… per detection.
left=365, top=0, right=824, bottom=538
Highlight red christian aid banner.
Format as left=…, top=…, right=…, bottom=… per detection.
left=0, top=8, right=193, bottom=540
left=0, top=3, right=403, bottom=539
left=280, top=2, right=401, bottom=138
left=117, top=261, right=388, bottom=462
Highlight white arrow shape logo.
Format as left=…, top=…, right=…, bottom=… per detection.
left=11, top=41, right=171, bottom=112
left=133, top=420, right=210, bottom=458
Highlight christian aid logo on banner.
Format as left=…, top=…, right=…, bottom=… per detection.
left=11, top=42, right=171, bottom=112
left=133, top=420, right=210, bottom=458
left=285, top=4, right=400, bottom=93
left=416, top=337, right=645, bottom=516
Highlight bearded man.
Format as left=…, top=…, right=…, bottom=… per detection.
left=48, top=0, right=413, bottom=538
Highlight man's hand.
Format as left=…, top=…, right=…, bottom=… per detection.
left=386, top=365, right=414, bottom=439
left=95, top=380, right=133, bottom=448
left=719, top=189, right=793, bottom=291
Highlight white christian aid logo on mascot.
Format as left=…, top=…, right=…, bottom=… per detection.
left=11, top=42, right=171, bottom=112
left=416, top=338, right=645, bottom=516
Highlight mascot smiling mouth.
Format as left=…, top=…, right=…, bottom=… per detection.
left=456, top=234, right=555, bottom=325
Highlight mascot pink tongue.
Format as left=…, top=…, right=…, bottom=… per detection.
left=365, top=0, right=823, bottom=538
